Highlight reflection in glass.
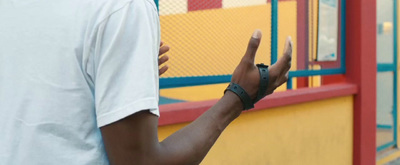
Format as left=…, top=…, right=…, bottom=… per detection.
left=377, top=0, right=394, bottom=64
left=376, top=72, right=394, bottom=147
left=317, top=0, right=338, bottom=61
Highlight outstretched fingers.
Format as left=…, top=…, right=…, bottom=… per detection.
left=282, top=37, right=293, bottom=72
left=283, top=37, right=293, bottom=72
left=275, top=36, right=293, bottom=74
left=277, top=71, right=290, bottom=87
left=278, top=37, right=292, bottom=85
left=266, top=36, right=293, bottom=90
left=242, top=30, right=262, bottom=63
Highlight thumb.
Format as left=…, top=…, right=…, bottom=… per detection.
left=243, top=30, right=262, bottom=63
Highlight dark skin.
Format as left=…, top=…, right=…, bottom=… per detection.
left=158, top=41, right=170, bottom=76
left=101, top=30, right=293, bottom=165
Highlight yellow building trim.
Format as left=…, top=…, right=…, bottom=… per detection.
left=160, top=83, right=227, bottom=101
left=160, top=82, right=288, bottom=102
left=158, top=96, right=354, bottom=164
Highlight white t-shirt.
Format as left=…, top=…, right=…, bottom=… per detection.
left=0, top=0, right=160, bottom=164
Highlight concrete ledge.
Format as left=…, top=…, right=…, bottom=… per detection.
left=159, top=83, right=358, bottom=126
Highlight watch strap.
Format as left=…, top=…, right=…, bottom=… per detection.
left=224, top=83, right=254, bottom=110
left=254, top=63, right=269, bottom=103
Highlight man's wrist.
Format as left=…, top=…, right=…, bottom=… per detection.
left=222, top=90, right=243, bottom=113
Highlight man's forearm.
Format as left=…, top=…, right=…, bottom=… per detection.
left=100, top=92, right=243, bottom=165
left=157, top=91, right=242, bottom=164
left=101, top=32, right=292, bottom=165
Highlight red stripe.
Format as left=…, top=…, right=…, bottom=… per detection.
left=346, top=0, right=377, bottom=164
left=159, top=83, right=357, bottom=126
left=188, top=0, right=222, bottom=12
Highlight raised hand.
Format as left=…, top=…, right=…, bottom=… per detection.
left=159, top=41, right=170, bottom=76
left=231, top=30, right=292, bottom=101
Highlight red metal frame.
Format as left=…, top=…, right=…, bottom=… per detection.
left=322, top=74, right=346, bottom=85
left=345, top=0, right=377, bottom=164
left=296, top=0, right=309, bottom=88
left=188, top=0, right=222, bottom=12
left=297, top=0, right=345, bottom=86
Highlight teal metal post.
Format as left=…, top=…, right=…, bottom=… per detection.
left=393, top=0, right=398, bottom=148
left=271, top=0, right=278, bottom=65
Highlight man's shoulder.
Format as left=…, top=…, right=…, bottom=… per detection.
left=86, top=0, right=133, bottom=9
left=52, top=0, right=132, bottom=32
left=78, top=0, right=134, bottom=22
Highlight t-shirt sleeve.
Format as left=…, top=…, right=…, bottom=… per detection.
left=89, top=0, right=161, bottom=128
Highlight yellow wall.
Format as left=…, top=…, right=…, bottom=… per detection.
left=159, top=2, right=297, bottom=101
left=309, top=0, right=318, bottom=61
left=159, top=2, right=297, bottom=78
left=160, top=4, right=273, bottom=78
left=158, top=96, right=354, bottom=165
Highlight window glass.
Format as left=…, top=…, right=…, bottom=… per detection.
left=376, top=72, right=394, bottom=147
left=377, top=0, right=394, bottom=64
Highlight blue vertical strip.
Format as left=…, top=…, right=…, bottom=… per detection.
left=287, top=78, right=293, bottom=89
left=271, top=0, right=278, bottom=65
left=340, top=0, right=346, bottom=73
left=155, top=0, right=159, bottom=11
left=393, top=0, right=398, bottom=147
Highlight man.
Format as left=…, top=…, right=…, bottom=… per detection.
left=0, top=0, right=292, bottom=164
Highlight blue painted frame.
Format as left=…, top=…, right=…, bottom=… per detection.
left=393, top=0, right=398, bottom=150
left=377, top=141, right=397, bottom=152
left=160, top=75, right=232, bottom=88
left=158, top=0, right=347, bottom=89
left=271, top=0, right=278, bottom=65
left=377, top=63, right=396, bottom=72
left=378, top=124, right=394, bottom=129
left=394, top=0, right=398, bottom=150
left=376, top=0, right=398, bottom=152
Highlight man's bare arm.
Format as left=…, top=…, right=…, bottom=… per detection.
left=100, top=30, right=292, bottom=165
left=101, top=91, right=242, bottom=165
